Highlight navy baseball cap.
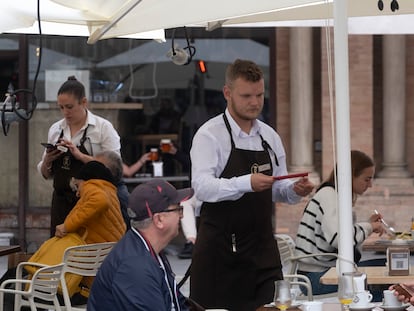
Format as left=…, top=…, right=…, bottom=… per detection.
left=128, top=179, right=194, bottom=221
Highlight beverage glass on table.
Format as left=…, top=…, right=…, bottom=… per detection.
left=150, top=148, right=159, bottom=161
left=338, top=273, right=355, bottom=311
left=160, top=138, right=172, bottom=153
left=274, top=280, right=292, bottom=311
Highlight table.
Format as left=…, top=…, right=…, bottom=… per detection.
left=320, top=266, right=414, bottom=285
left=362, top=235, right=414, bottom=253
left=0, top=245, right=21, bottom=257
left=256, top=302, right=341, bottom=311
left=123, top=175, right=190, bottom=184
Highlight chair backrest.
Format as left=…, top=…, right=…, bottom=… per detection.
left=283, top=274, right=313, bottom=301
left=275, top=234, right=298, bottom=275
left=30, top=263, right=65, bottom=308
left=62, top=241, right=116, bottom=277
left=275, top=234, right=340, bottom=302
left=61, top=242, right=116, bottom=311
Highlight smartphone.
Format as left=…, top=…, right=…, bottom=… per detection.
left=41, top=143, right=56, bottom=149
left=393, top=284, right=414, bottom=299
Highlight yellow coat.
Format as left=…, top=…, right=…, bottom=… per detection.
left=64, top=179, right=126, bottom=244
left=63, top=179, right=126, bottom=291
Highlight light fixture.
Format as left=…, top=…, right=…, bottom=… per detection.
left=377, top=0, right=399, bottom=11
left=166, top=27, right=196, bottom=66
left=166, top=44, right=190, bottom=65
left=390, top=0, right=399, bottom=11
left=197, top=60, right=207, bottom=73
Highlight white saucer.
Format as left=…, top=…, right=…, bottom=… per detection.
left=379, top=303, right=411, bottom=311
left=349, top=303, right=376, bottom=311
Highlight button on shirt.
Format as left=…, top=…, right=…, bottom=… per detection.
left=190, top=109, right=301, bottom=211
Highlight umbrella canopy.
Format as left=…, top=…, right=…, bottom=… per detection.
left=0, top=0, right=165, bottom=41
left=222, top=1, right=414, bottom=34
left=49, top=0, right=414, bottom=43
left=223, top=0, right=414, bottom=24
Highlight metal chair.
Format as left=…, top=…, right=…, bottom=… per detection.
left=60, top=242, right=116, bottom=311
left=275, top=234, right=339, bottom=301
left=0, top=262, right=65, bottom=311
left=283, top=273, right=314, bottom=301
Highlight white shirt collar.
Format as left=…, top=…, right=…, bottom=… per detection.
left=60, top=109, right=97, bottom=131
left=224, top=108, right=261, bottom=138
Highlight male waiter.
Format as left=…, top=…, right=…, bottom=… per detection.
left=190, top=59, right=314, bottom=311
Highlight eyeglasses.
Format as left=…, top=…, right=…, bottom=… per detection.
left=161, top=206, right=184, bottom=216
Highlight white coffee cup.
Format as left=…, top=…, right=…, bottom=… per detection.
left=383, top=289, right=402, bottom=307
left=300, top=301, right=323, bottom=311
left=352, top=291, right=373, bottom=307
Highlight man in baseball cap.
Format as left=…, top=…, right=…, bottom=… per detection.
left=88, top=180, right=195, bottom=311
left=127, top=179, right=193, bottom=221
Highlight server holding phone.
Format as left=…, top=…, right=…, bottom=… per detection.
left=189, top=59, right=314, bottom=311
left=37, top=76, right=120, bottom=236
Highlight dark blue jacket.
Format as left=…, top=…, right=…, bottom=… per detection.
left=87, top=229, right=189, bottom=311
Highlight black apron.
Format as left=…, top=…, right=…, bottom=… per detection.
left=50, top=126, right=90, bottom=236
left=190, top=114, right=283, bottom=311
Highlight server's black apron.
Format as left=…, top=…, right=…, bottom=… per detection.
left=50, top=126, right=90, bottom=236
left=190, top=114, right=283, bottom=311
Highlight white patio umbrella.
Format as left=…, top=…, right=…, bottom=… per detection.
left=49, top=0, right=414, bottom=42
left=0, top=0, right=165, bottom=41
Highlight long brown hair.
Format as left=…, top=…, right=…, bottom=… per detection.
left=322, top=150, right=374, bottom=202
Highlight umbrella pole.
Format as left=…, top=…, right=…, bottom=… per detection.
left=333, top=0, right=354, bottom=275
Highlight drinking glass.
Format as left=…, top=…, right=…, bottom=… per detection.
left=338, top=273, right=355, bottom=311
left=274, top=280, right=292, bottom=311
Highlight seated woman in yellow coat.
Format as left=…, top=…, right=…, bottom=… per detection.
left=55, top=160, right=126, bottom=243
left=55, top=160, right=126, bottom=301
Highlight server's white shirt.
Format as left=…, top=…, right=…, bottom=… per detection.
left=190, top=109, right=301, bottom=207
left=37, top=110, right=120, bottom=177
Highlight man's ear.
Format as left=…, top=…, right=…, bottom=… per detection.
left=152, top=214, right=164, bottom=229
left=223, top=85, right=231, bottom=101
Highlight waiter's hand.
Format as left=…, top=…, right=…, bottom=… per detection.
left=293, top=177, right=314, bottom=197
left=43, top=148, right=62, bottom=164
left=251, top=173, right=275, bottom=192
left=60, top=139, right=91, bottom=163
left=60, top=139, right=81, bottom=158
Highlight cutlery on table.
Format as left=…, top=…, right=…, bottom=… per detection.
left=374, top=209, right=396, bottom=235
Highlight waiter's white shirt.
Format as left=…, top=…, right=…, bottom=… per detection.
left=190, top=109, right=301, bottom=209
left=37, top=110, right=120, bottom=177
